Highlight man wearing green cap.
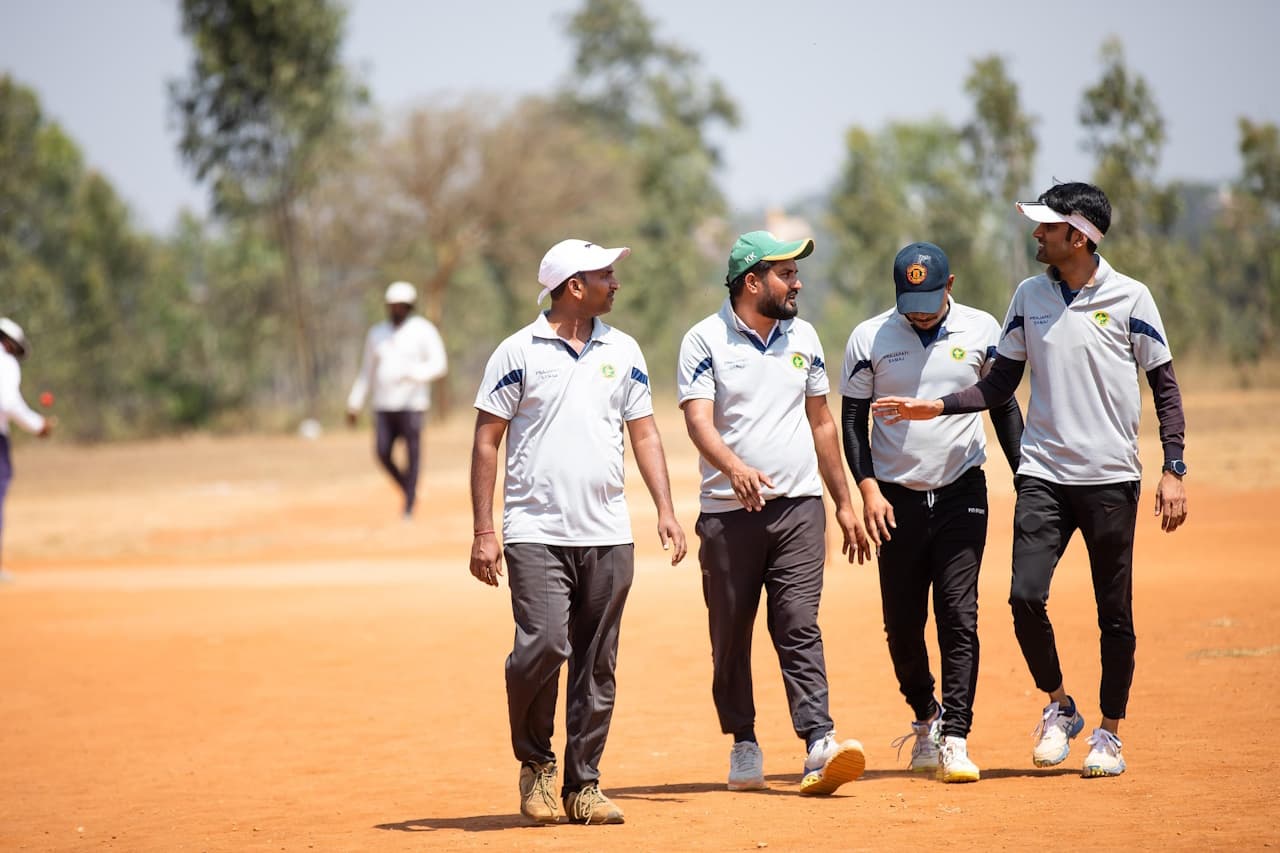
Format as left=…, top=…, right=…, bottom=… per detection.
left=677, top=230, right=873, bottom=795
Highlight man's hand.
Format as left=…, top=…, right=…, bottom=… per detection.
left=37, top=416, right=55, bottom=438
left=1155, top=472, right=1188, bottom=533
left=871, top=396, right=944, bottom=425
left=657, top=514, right=688, bottom=565
left=728, top=463, right=773, bottom=512
left=835, top=504, right=872, bottom=565
left=861, top=489, right=895, bottom=551
left=345, top=411, right=358, bottom=427
left=469, top=532, right=504, bottom=586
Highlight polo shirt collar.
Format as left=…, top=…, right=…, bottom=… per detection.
left=532, top=311, right=614, bottom=344
left=1048, top=253, right=1111, bottom=291
left=719, top=297, right=792, bottom=347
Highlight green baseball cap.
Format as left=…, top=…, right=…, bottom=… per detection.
left=726, top=230, right=815, bottom=283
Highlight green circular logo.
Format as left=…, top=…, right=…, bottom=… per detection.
left=950, top=347, right=966, bottom=361
left=1093, top=311, right=1110, bottom=327
left=601, top=364, right=616, bottom=379
left=791, top=354, right=807, bottom=370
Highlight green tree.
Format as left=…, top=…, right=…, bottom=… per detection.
left=170, top=0, right=364, bottom=415
left=963, top=55, right=1039, bottom=285
left=558, top=0, right=740, bottom=378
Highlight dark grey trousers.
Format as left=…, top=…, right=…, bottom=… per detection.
left=374, top=410, right=422, bottom=514
left=504, top=542, right=635, bottom=794
left=696, top=496, right=833, bottom=743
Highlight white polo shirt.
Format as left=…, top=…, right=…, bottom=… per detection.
left=841, top=299, right=1001, bottom=490
left=677, top=298, right=828, bottom=513
left=474, top=312, right=653, bottom=546
left=347, top=315, right=448, bottom=413
left=998, top=254, right=1172, bottom=485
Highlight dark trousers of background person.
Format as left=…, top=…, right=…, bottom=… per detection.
left=503, top=542, right=635, bottom=797
left=0, top=434, right=10, bottom=566
left=1010, top=475, right=1140, bottom=721
left=374, top=410, right=423, bottom=514
left=877, top=467, right=987, bottom=739
left=696, top=496, right=832, bottom=744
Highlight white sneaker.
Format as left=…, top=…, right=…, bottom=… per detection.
left=937, top=736, right=980, bottom=783
left=1032, top=701, right=1084, bottom=767
left=727, top=741, right=766, bottom=791
left=890, top=717, right=940, bottom=772
left=1082, top=728, right=1126, bottom=777
left=799, top=731, right=866, bottom=795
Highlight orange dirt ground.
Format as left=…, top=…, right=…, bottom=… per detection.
left=2, top=388, right=1278, bottom=851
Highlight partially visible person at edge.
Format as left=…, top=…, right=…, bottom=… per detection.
left=469, top=239, right=687, bottom=826
left=0, top=318, right=54, bottom=583
left=840, top=242, right=1023, bottom=784
left=676, top=230, right=873, bottom=796
left=873, top=182, right=1189, bottom=778
left=346, top=281, right=448, bottom=519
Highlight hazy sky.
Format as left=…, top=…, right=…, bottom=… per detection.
left=3, top=0, right=1278, bottom=232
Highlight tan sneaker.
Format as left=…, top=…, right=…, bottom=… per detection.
left=518, top=761, right=562, bottom=824
left=563, top=782, right=625, bottom=825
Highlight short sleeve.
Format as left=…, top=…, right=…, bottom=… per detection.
left=1129, top=285, right=1173, bottom=370
left=806, top=331, right=829, bottom=397
left=996, top=285, right=1028, bottom=362
left=474, top=338, right=523, bottom=420
left=622, top=343, right=655, bottom=421
left=677, top=327, right=715, bottom=404
left=840, top=324, right=874, bottom=398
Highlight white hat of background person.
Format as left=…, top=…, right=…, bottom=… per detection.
left=384, top=281, right=418, bottom=305
left=536, top=239, right=631, bottom=305
left=0, top=317, right=29, bottom=358
left=1015, top=202, right=1105, bottom=246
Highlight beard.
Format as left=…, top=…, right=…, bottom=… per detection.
left=759, top=290, right=798, bottom=320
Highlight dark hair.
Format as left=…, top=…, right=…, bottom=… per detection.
left=1039, top=182, right=1111, bottom=253
left=727, top=259, right=774, bottom=301
left=548, top=271, right=584, bottom=302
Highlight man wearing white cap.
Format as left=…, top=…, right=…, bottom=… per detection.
left=677, top=230, right=872, bottom=796
left=0, top=318, right=53, bottom=582
left=470, top=239, right=686, bottom=825
left=872, top=182, right=1190, bottom=779
left=346, top=281, right=448, bottom=519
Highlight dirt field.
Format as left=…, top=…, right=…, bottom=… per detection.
left=2, top=388, right=1278, bottom=851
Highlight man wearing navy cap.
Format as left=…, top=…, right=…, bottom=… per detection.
left=677, top=230, right=872, bottom=796
left=840, top=242, right=1022, bottom=783
left=873, top=182, right=1190, bottom=778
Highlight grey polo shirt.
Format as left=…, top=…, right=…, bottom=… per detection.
left=842, top=299, right=1002, bottom=490
left=998, top=255, right=1172, bottom=485
left=677, top=298, right=828, bottom=514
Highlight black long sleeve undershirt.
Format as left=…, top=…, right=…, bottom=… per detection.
left=988, top=394, right=1024, bottom=473
left=841, top=395, right=875, bottom=484
left=940, top=354, right=1026, bottom=414
left=1146, top=360, right=1186, bottom=464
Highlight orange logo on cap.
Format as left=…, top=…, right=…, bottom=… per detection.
left=905, top=263, right=928, bottom=286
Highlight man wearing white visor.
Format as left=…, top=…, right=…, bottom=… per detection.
left=872, top=182, right=1189, bottom=778
left=470, top=239, right=686, bottom=825
left=346, top=281, right=448, bottom=519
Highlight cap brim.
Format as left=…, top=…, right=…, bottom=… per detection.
left=762, top=237, right=814, bottom=263
left=1016, top=202, right=1068, bottom=225
left=896, top=288, right=947, bottom=315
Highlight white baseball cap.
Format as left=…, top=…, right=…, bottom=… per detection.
left=536, top=239, right=631, bottom=305
left=0, top=317, right=29, bottom=358
left=384, top=281, right=418, bottom=305
left=1016, top=202, right=1105, bottom=245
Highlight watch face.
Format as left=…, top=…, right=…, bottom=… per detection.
left=1167, top=460, right=1187, bottom=476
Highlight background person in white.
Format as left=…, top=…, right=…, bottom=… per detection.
left=677, top=230, right=872, bottom=797
left=346, top=281, right=447, bottom=519
left=840, top=242, right=1023, bottom=784
left=873, top=182, right=1189, bottom=779
left=469, top=239, right=686, bottom=826
left=0, top=318, right=53, bottom=583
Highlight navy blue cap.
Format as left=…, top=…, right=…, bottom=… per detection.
left=893, top=242, right=950, bottom=315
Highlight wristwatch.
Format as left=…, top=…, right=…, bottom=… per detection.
left=1162, top=460, right=1188, bottom=477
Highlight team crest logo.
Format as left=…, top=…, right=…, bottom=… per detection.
left=905, top=263, right=928, bottom=285
left=1092, top=311, right=1111, bottom=327
left=790, top=353, right=807, bottom=370
left=600, top=364, right=616, bottom=379
left=950, top=347, right=966, bottom=361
